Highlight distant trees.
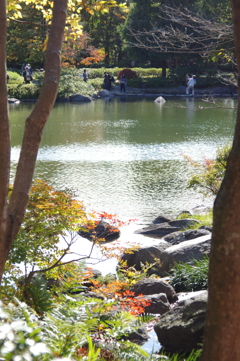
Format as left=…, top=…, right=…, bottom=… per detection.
left=6, top=0, right=129, bottom=69
left=7, top=3, right=47, bottom=67
left=124, top=1, right=234, bottom=71
left=81, top=0, right=129, bottom=66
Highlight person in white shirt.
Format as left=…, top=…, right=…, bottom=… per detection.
left=186, top=75, right=196, bottom=96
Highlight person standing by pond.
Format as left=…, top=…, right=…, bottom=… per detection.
left=186, top=74, right=196, bottom=96
left=120, top=74, right=127, bottom=93
left=23, top=65, right=33, bottom=84
left=109, top=73, right=115, bottom=90
left=104, top=72, right=110, bottom=90
left=83, top=69, right=88, bottom=82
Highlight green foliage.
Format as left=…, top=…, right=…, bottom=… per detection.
left=88, top=77, right=105, bottom=90
left=8, top=83, right=40, bottom=99
left=0, top=300, right=50, bottom=361
left=9, top=180, right=87, bottom=266
left=187, top=143, right=231, bottom=197
left=6, top=66, right=230, bottom=101
left=0, top=296, right=158, bottom=361
left=170, top=257, right=209, bottom=293
left=176, top=211, right=213, bottom=229
left=160, top=349, right=202, bottom=361
left=58, top=74, right=95, bottom=98
left=7, top=71, right=23, bottom=84
left=21, top=274, right=53, bottom=314
left=2, top=180, right=89, bottom=308
left=0, top=296, right=203, bottom=360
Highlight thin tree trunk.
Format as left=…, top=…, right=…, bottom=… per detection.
left=201, top=0, right=240, bottom=359
left=0, top=0, right=11, bottom=283
left=0, top=0, right=68, bottom=283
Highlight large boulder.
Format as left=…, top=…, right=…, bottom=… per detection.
left=160, top=234, right=211, bottom=272
left=134, top=219, right=200, bottom=238
left=98, top=89, right=114, bottom=98
left=163, top=229, right=211, bottom=246
left=120, top=241, right=170, bottom=275
left=78, top=220, right=120, bottom=243
left=152, top=215, right=173, bottom=224
left=143, top=293, right=171, bottom=314
left=154, top=291, right=208, bottom=353
left=131, top=278, right=178, bottom=303
left=69, top=94, right=93, bottom=102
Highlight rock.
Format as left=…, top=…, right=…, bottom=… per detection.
left=163, top=229, right=211, bottom=245
left=154, top=96, right=166, bottom=104
left=143, top=293, right=171, bottom=314
left=191, top=205, right=212, bottom=215
left=98, top=89, right=114, bottom=97
left=199, top=225, right=212, bottom=232
left=154, top=291, right=208, bottom=353
left=56, top=97, right=70, bottom=102
left=176, top=210, right=192, bottom=218
left=78, top=220, right=120, bottom=243
left=131, top=278, right=178, bottom=303
left=124, top=325, right=149, bottom=344
left=120, top=242, right=171, bottom=275
left=69, top=94, right=93, bottom=102
left=134, top=219, right=200, bottom=238
left=152, top=215, right=173, bottom=224
left=8, top=98, right=20, bottom=104
left=74, top=291, right=105, bottom=300
left=160, top=234, right=211, bottom=272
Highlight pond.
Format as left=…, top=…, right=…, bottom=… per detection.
left=9, top=97, right=237, bottom=273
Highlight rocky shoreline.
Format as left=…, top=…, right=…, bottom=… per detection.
left=75, top=205, right=212, bottom=354
left=8, top=84, right=238, bottom=104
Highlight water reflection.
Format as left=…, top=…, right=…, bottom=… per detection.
left=10, top=98, right=236, bottom=224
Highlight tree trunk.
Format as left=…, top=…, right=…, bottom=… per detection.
left=201, top=0, right=240, bottom=359
left=0, top=0, right=68, bottom=284
left=161, top=60, right=167, bottom=78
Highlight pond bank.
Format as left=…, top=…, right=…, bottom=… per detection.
left=8, top=85, right=238, bottom=104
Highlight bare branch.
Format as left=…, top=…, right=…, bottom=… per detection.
left=128, top=5, right=233, bottom=56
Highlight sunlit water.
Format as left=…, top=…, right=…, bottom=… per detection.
left=10, top=97, right=236, bottom=273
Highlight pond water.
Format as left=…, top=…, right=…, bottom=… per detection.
left=9, top=96, right=237, bottom=353
left=9, top=97, right=237, bottom=273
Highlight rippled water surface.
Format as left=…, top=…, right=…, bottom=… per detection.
left=10, top=97, right=236, bottom=224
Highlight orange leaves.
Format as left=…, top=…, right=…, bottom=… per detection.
left=79, top=48, right=106, bottom=66
left=90, top=280, right=150, bottom=316
left=115, top=291, right=150, bottom=316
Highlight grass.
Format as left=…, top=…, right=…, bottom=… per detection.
left=176, top=210, right=213, bottom=229
left=170, top=256, right=209, bottom=293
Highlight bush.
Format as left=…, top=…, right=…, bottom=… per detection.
left=170, top=257, right=209, bottom=293
left=88, top=77, right=105, bottom=90
left=8, top=83, right=40, bottom=99
left=7, top=71, right=23, bottom=84
left=187, top=143, right=231, bottom=197
left=57, top=74, right=95, bottom=97
left=118, top=68, right=138, bottom=80
left=176, top=211, right=213, bottom=229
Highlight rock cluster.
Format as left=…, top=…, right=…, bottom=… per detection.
left=119, top=206, right=212, bottom=353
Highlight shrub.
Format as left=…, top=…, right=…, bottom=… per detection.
left=88, top=77, right=105, bottom=90
left=118, top=68, right=138, bottom=80
left=57, top=74, right=95, bottom=97
left=170, top=257, right=209, bottom=293
left=186, top=143, right=231, bottom=197
left=7, top=71, right=23, bottom=84
left=8, top=83, right=40, bottom=99
left=176, top=211, right=213, bottom=229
